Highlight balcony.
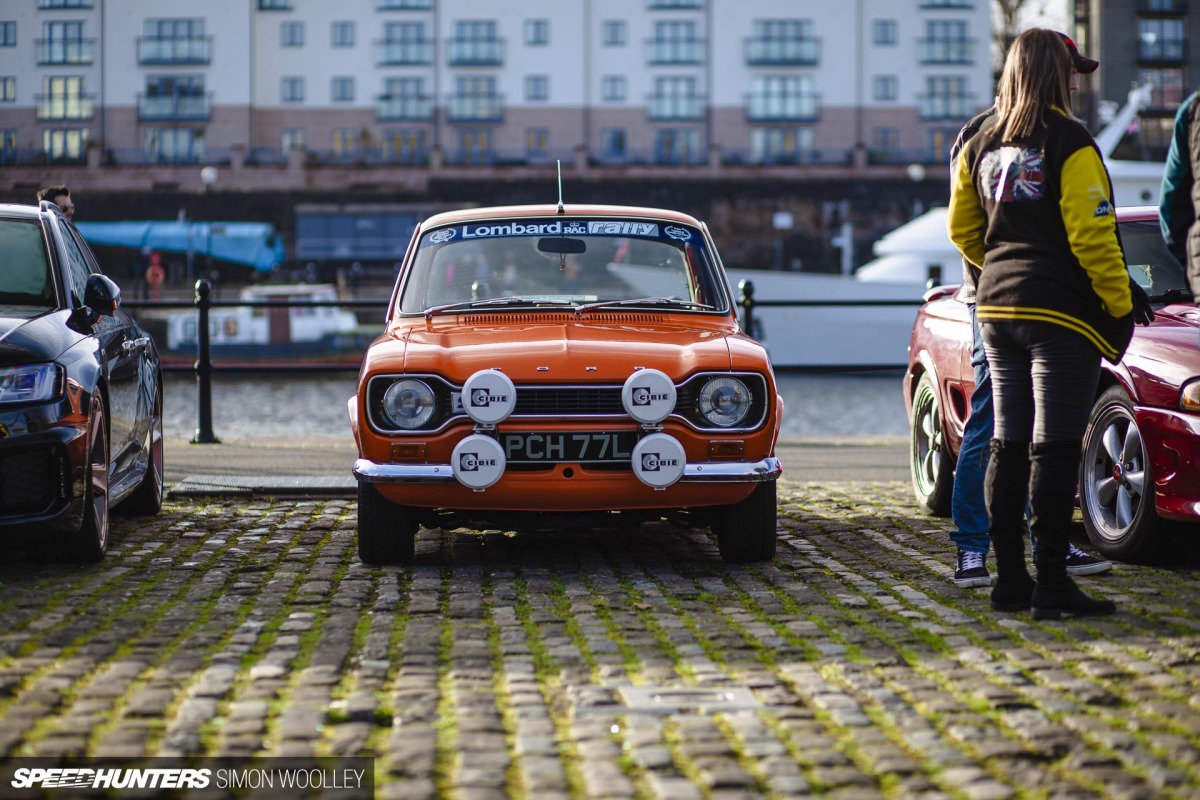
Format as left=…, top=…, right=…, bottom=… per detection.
left=646, top=94, right=705, bottom=120
left=918, top=92, right=977, bottom=120
left=919, top=0, right=974, bottom=7
left=1138, top=0, right=1186, bottom=13
left=447, top=38, right=504, bottom=67
left=648, top=0, right=703, bottom=7
left=137, top=36, right=212, bottom=65
left=646, top=39, right=705, bottom=65
left=376, top=95, right=434, bottom=121
left=745, top=92, right=820, bottom=122
left=917, top=38, right=974, bottom=65
left=35, top=94, right=94, bottom=121
left=258, top=0, right=292, bottom=9
left=138, top=93, right=212, bottom=121
left=446, top=93, right=504, bottom=122
left=378, top=0, right=432, bottom=7
left=375, top=39, right=434, bottom=65
left=1139, top=40, right=1186, bottom=63
left=38, top=0, right=93, bottom=7
left=36, top=39, right=94, bottom=65
left=744, top=36, right=819, bottom=66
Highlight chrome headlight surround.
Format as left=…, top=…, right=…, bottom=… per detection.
left=677, top=372, right=768, bottom=431
left=1180, top=378, right=1200, bottom=413
left=367, top=374, right=455, bottom=433
left=697, top=376, right=752, bottom=427
left=381, top=379, right=437, bottom=430
left=0, top=363, right=62, bottom=405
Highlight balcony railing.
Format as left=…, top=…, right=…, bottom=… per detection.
left=377, top=0, right=432, bottom=8
left=1139, top=40, right=1186, bottom=63
left=258, top=0, right=293, bottom=9
left=1137, top=0, right=1186, bottom=12
left=375, top=39, right=434, bottom=65
left=38, top=0, right=93, bottom=7
left=138, top=93, right=212, bottom=121
left=918, top=92, right=978, bottom=120
left=646, top=94, right=704, bottom=120
left=745, top=92, right=820, bottom=122
left=446, top=93, right=504, bottom=122
left=744, top=36, right=819, bottom=66
left=648, top=0, right=703, bottom=8
left=35, top=94, right=94, bottom=121
left=919, top=0, right=974, bottom=7
left=646, top=39, right=705, bottom=64
left=446, top=38, right=504, bottom=66
left=376, top=95, right=434, bottom=121
left=917, top=38, right=974, bottom=65
left=137, top=36, right=212, bottom=65
left=35, top=39, right=94, bottom=65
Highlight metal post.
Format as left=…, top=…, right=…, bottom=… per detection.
left=191, top=278, right=219, bottom=444
left=738, top=278, right=757, bottom=340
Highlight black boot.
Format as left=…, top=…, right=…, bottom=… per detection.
left=985, top=439, right=1035, bottom=611
left=1028, top=441, right=1116, bottom=620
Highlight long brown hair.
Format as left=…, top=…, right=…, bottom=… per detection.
left=994, top=28, right=1076, bottom=141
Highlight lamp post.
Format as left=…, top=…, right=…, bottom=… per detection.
left=906, top=162, right=926, bottom=219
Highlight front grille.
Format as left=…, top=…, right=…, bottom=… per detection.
left=514, top=386, right=626, bottom=416
left=0, top=448, right=57, bottom=515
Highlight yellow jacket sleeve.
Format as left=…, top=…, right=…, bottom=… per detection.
left=1059, top=147, right=1132, bottom=317
left=946, top=151, right=986, bottom=269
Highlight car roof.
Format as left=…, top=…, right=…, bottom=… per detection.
left=0, top=203, right=51, bottom=221
left=1117, top=206, right=1158, bottom=221
left=420, top=203, right=705, bottom=229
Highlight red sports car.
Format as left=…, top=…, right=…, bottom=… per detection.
left=903, top=206, right=1200, bottom=561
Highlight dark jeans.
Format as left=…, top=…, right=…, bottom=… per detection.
left=981, top=320, right=1100, bottom=445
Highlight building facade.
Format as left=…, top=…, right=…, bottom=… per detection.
left=0, top=0, right=991, bottom=177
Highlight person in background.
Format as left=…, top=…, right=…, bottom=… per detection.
left=948, top=28, right=1135, bottom=619
left=1158, top=89, right=1200, bottom=306
left=36, top=185, right=74, bottom=220
left=946, top=31, right=1123, bottom=590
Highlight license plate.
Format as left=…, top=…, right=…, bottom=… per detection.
left=500, top=431, right=637, bottom=464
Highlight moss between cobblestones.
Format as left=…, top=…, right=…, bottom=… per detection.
left=432, top=561, right=457, bottom=798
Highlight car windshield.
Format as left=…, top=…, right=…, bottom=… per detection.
left=1121, top=218, right=1192, bottom=301
left=396, top=217, right=729, bottom=315
left=0, top=219, right=55, bottom=307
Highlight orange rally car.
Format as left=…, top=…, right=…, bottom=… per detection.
left=348, top=203, right=783, bottom=564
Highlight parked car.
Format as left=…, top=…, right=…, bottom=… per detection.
left=904, top=206, right=1199, bottom=561
left=349, top=203, right=783, bottom=563
left=0, top=202, right=164, bottom=561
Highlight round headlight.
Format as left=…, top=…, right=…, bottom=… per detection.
left=381, top=379, right=437, bottom=429
left=1182, top=379, right=1200, bottom=413
left=698, top=377, right=751, bottom=427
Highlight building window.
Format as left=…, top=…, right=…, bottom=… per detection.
left=44, top=128, right=88, bottom=161
left=139, top=18, right=209, bottom=64
left=459, top=129, right=493, bottom=165
left=386, top=128, right=425, bottom=164
left=380, top=21, right=430, bottom=64
left=650, top=20, right=702, bottom=64
left=920, top=20, right=971, bottom=64
left=650, top=76, right=701, bottom=119
left=38, top=76, right=92, bottom=119
left=873, top=75, right=897, bottom=102
left=0, top=77, right=14, bottom=102
left=39, top=20, right=92, bottom=65
left=1139, top=67, right=1184, bottom=108
left=526, top=128, right=548, bottom=156
left=872, top=127, right=899, bottom=153
left=0, top=129, right=16, bottom=165
left=750, top=128, right=814, bottom=165
left=281, top=128, right=305, bottom=151
left=332, top=76, right=355, bottom=102
left=38, top=0, right=94, bottom=6
left=748, top=75, right=817, bottom=121
left=381, top=77, right=431, bottom=119
left=654, top=128, right=700, bottom=165
left=281, top=76, right=304, bottom=103
left=332, top=128, right=360, bottom=158
left=601, top=128, right=626, bottom=157
left=143, top=127, right=202, bottom=163
left=377, top=0, right=432, bottom=8
left=449, top=20, right=502, bottom=66
left=746, top=19, right=818, bottom=66
left=141, top=75, right=206, bottom=119
left=0, top=22, right=15, bottom=47
left=1139, top=18, right=1184, bottom=61
left=281, top=21, right=303, bottom=47
left=331, top=21, right=355, bottom=47
left=602, top=20, right=626, bottom=46
left=525, top=19, right=548, bottom=46
left=873, top=20, right=897, bottom=46
left=601, top=75, right=626, bottom=102
left=921, top=76, right=972, bottom=119
left=525, top=75, right=548, bottom=102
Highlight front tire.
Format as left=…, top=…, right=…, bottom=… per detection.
left=910, top=371, right=954, bottom=516
left=356, top=482, right=417, bottom=565
left=713, top=481, right=777, bottom=563
left=1079, top=385, right=1159, bottom=561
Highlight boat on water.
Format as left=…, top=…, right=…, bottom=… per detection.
left=141, top=283, right=380, bottom=366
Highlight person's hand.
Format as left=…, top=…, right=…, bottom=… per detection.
left=1129, top=280, right=1155, bottom=326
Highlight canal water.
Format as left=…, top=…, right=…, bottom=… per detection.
left=163, top=370, right=911, bottom=441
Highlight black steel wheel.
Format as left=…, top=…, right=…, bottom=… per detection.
left=357, top=481, right=417, bottom=565
left=713, top=480, right=777, bottom=563
left=910, top=371, right=954, bottom=516
left=1079, top=385, right=1159, bottom=561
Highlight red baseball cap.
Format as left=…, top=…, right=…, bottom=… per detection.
left=1056, top=31, right=1099, bottom=74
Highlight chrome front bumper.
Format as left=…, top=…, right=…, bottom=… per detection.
left=353, top=457, right=782, bottom=484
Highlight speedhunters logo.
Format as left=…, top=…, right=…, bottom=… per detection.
left=459, top=452, right=497, bottom=472
left=631, top=386, right=669, bottom=406
left=470, top=389, right=508, bottom=408
left=641, top=453, right=679, bottom=471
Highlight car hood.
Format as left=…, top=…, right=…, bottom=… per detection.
left=0, top=307, right=78, bottom=365
left=368, top=316, right=737, bottom=382
left=1125, top=302, right=1200, bottom=390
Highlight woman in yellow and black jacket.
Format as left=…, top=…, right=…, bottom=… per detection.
left=947, top=28, right=1134, bottom=621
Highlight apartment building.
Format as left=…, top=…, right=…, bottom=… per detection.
left=0, top=0, right=991, bottom=173
left=1073, top=0, right=1198, bottom=162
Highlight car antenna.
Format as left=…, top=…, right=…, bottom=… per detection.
left=556, top=160, right=564, bottom=214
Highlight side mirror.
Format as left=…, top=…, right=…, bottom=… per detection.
left=84, top=273, right=121, bottom=317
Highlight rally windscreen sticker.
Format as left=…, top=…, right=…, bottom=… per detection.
left=424, top=220, right=693, bottom=243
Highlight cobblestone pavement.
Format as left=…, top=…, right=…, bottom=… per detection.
left=3, top=481, right=1200, bottom=799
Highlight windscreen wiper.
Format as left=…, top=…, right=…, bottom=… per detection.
left=572, top=297, right=716, bottom=315
left=424, top=296, right=575, bottom=318
left=1153, top=287, right=1194, bottom=303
